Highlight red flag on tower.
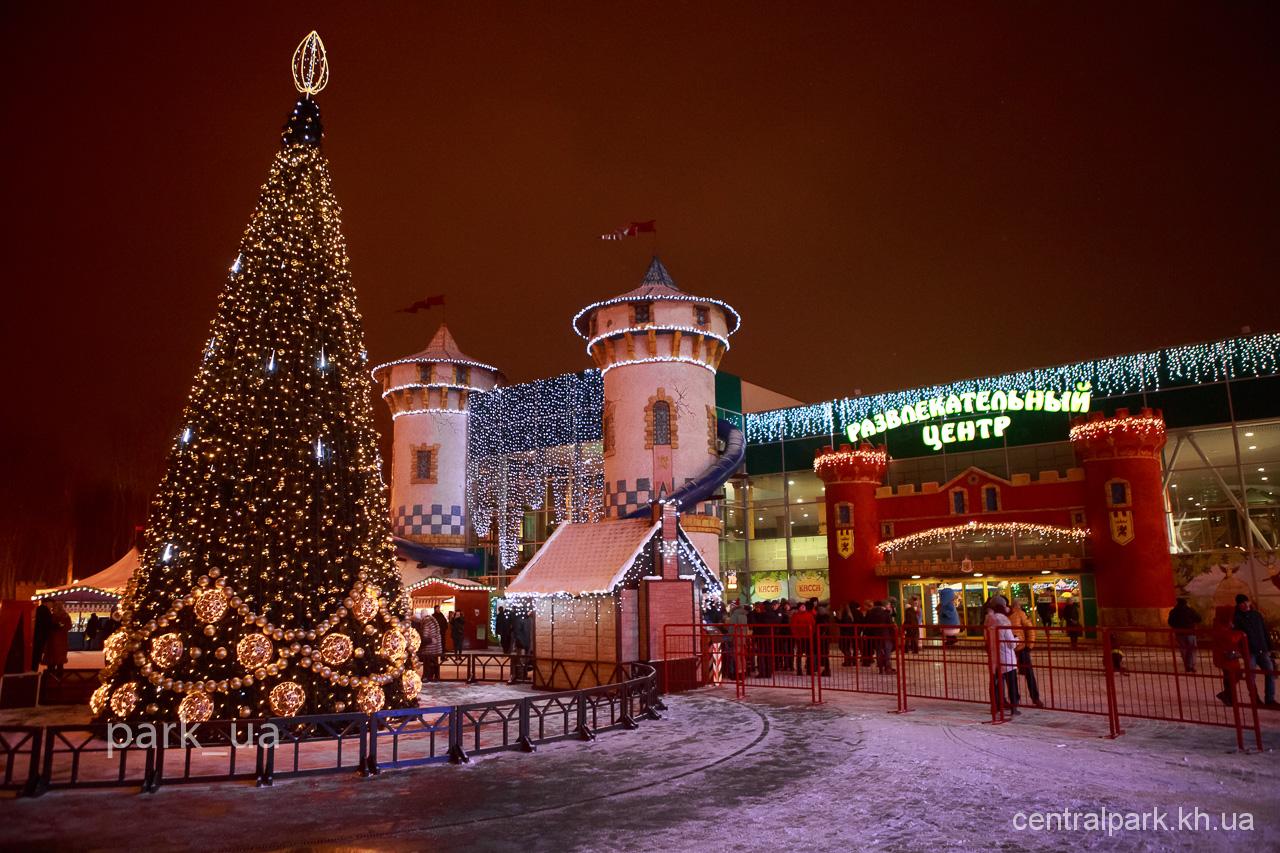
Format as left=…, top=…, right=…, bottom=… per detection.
left=600, top=220, right=657, bottom=241
left=396, top=295, right=446, bottom=313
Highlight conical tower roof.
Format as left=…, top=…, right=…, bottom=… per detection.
left=371, top=323, right=502, bottom=381
left=572, top=256, right=741, bottom=339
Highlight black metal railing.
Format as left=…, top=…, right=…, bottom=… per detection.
left=8, top=659, right=659, bottom=797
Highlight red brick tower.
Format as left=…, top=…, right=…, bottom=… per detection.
left=1069, top=408, right=1174, bottom=628
left=814, top=443, right=889, bottom=609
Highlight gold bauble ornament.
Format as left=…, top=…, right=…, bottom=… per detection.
left=237, top=633, right=274, bottom=668
left=110, top=681, right=140, bottom=717
left=194, top=588, right=229, bottom=623
left=178, top=691, right=214, bottom=723
left=90, top=683, right=111, bottom=716
left=269, top=681, right=306, bottom=716
left=320, top=633, right=353, bottom=666
left=149, top=633, right=184, bottom=669
left=403, top=625, right=421, bottom=656
left=401, top=670, right=422, bottom=698
left=354, top=684, right=385, bottom=714
left=378, top=629, right=406, bottom=661
left=104, top=631, right=129, bottom=666
left=351, top=591, right=378, bottom=623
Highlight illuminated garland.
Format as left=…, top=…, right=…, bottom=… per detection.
left=406, top=576, right=490, bottom=593
left=877, top=521, right=1089, bottom=554
left=813, top=446, right=890, bottom=480
left=585, top=324, right=731, bottom=355
left=1068, top=413, right=1167, bottom=443
left=572, top=294, right=742, bottom=339
left=32, top=586, right=122, bottom=602
left=92, top=570, right=415, bottom=721
left=747, top=333, right=1280, bottom=443
left=391, top=407, right=468, bottom=421
left=370, top=354, right=500, bottom=378
left=466, top=371, right=605, bottom=568
left=600, top=356, right=717, bottom=376
left=380, top=382, right=487, bottom=399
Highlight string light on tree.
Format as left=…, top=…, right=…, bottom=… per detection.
left=93, top=33, right=415, bottom=723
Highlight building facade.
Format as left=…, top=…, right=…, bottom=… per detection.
left=721, top=336, right=1280, bottom=627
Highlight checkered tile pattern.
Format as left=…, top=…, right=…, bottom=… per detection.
left=605, top=478, right=652, bottom=516
left=394, top=503, right=465, bottom=537
left=604, top=477, right=718, bottom=517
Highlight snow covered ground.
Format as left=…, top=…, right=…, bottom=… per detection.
left=3, top=687, right=1275, bottom=852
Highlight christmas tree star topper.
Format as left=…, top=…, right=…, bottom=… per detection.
left=292, top=30, right=329, bottom=96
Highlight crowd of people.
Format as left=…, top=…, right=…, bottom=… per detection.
left=410, top=605, right=536, bottom=684
left=702, top=590, right=1277, bottom=715
left=709, top=596, right=906, bottom=680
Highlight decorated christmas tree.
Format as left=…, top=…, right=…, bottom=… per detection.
left=93, top=33, right=420, bottom=723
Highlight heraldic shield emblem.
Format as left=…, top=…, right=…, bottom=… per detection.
left=1110, top=509, right=1135, bottom=545
left=837, top=528, right=855, bottom=559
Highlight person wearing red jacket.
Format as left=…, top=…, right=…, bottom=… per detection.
left=790, top=603, right=817, bottom=675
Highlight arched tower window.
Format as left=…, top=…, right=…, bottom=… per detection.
left=653, top=401, right=672, bottom=445
left=644, top=389, right=680, bottom=450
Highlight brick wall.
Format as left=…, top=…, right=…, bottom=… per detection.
left=535, top=596, right=619, bottom=663
left=641, top=579, right=696, bottom=661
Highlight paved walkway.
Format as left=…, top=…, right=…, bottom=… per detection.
left=3, top=688, right=1275, bottom=852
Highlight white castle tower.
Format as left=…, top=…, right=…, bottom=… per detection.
left=572, top=257, right=740, bottom=566
left=372, top=325, right=503, bottom=558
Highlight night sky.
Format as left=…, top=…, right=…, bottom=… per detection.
left=1, top=3, right=1276, bottom=579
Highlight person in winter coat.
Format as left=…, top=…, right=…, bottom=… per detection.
left=418, top=615, right=443, bottom=681
left=789, top=603, right=817, bottom=675
left=726, top=602, right=749, bottom=679
left=1232, top=594, right=1276, bottom=707
left=449, top=611, right=466, bottom=653
left=1061, top=598, right=1083, bottom=649
left=937, top=588, right=960, bottom=647
left=813, top=603, right=833, bottom=677
left=902, top=597, right=921, bottom=654
left=511, top=612, right=534, bottom=680
left=495, top=606, right=512, bottom=654
left=984, top=595, right=1019, bottom=715
left=432, top=606, right=449, bottom=652
left=837, top=603, right=857, bottom=666
left=1172, top=596, right=1198, bottom=671
left=749, top=603, right=772, bottom=678
left=32, top=602, right=53, bottom=671
left=85, top=614, right=101, bottom=652
left=1008, top=601, right=1043, bottom=708
left=776, top=601, right=794, bottom=672
left=1167, top=597, right=1202, bottom=673
left=43, top=601, right=73, bottom=676
left=863, top=600, right=895, bottom=674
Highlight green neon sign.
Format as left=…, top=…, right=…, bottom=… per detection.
left=845, top=383, right=1092, bottom=452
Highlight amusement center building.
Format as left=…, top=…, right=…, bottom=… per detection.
left=374, top=257, right=1280, bottom=634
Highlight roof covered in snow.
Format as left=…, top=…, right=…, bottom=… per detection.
left=572, top=257, right=741, bottom=338
left=504, top=518, right=659, bottom=596
left=371, top=323, right=503, bottom=378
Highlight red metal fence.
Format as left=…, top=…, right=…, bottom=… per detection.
left=663, top=623, right=1266, bottom=751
